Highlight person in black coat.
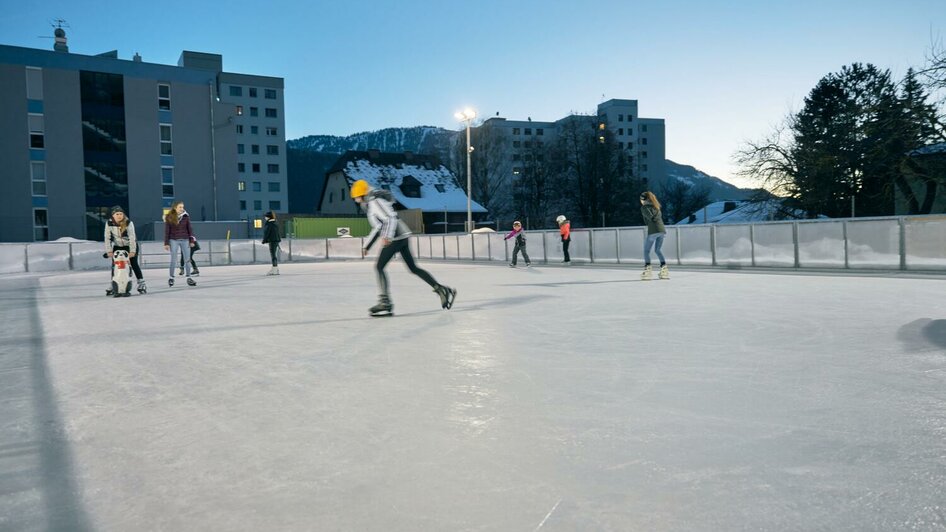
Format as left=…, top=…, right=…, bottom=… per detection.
left=262, top=211, right=281, bottom=275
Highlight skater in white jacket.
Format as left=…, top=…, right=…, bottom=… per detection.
left=350, top=179, right=456, bottom=316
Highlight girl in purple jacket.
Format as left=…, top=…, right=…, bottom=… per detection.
left=163, top=200, right=196, bottom=287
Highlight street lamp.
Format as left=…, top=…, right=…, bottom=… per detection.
left=455, top=108, right=476, bottom=232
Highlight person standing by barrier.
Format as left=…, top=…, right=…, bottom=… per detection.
left=504, top=221, right=531, bottom=267
left=350, top=179, right=456, bottom=316
left=640, top=191, right=669, bottom=280
left=164, top=200, right=196, bottom=287
left=104, top=205, right=147, bottom=295
left=556, top=215, right=571, bottom=264
left=262, top=211, right=281, bottom=275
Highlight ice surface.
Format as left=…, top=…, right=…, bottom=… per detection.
left=1, top=262, right=945, bottom=531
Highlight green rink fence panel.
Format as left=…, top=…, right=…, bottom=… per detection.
left=292, top=218, right=372, bottom=239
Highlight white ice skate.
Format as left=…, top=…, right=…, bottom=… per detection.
left=267, top=267, right=280, bottom=276
left=641, top=265, right=653, bottom=281
left=658, top=265, right=670, bottom=280
left=111, top=250, right=133, bottom=297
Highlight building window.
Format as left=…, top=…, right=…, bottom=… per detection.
left=537, top=128, right=544, bottom=135
left=266, top=127, right=278, bottom=136
left=267, top=145, right=279, bottom=155
left=159, top=124, right=172, bottom=155
left=642, top=151, right=648, bottom=159
left=250, top=107, right=258, bottom=117
left=26, top=67, right=44, bottom=99
left=267, top=164, right=279, bottom=173
left=524, top=141, right=532, bottom=148
left=161, top=167, right=174, bottom=198
left=329, top=192, right=334, bottom=203
left=230, top=86, right=243, bottom=97
left=524, top=128, right=532, bottom=135
left=265, top=89, right=277, bottom=99
left=238, top=181, right=246, bottom=191
left=513, top=140, right=521, bottom=148
left=33, top=208, right=48, bottom=241
left=628, top=141, right=634, bottom=149
left=236, top=105, right=243, bottom=116
left=238, top=163, right=246, bottom=173
left=618, top=142, right=624, bottom=149
left=268, top=182, right=280, bottom=192
left=251, top=144, right=260, bottom=155
left=253, top=200, right=262, bottom=210
left=251, top=125, right=259, bottom=135
left=236, top=125, right=244, bottom=134
left=249, top=87, right=257, bottom=98
left=618, top=128, right=624, bottom=135
left=240, top=200, right=247, bottom=210
left=512, top=154, right=520, bottom=161
left=237, top=144, right=245, bottom=154
left=31, top=161, right=47, bottom=196
left=641, top=137, right=648, bottom=145
left=641, top=124, right=647, bottom=132
left=618, top=114, right=624, bottom=122
left=29, top=114, right=44, bottom=149
left=628, top=115, right=634, bottom=122
left=252, top=163, right=260, bottom=173
left=512, top=128, right=520, bottom=135
left=269, top=201, right=281, bottom=210
left=512, top=167, right=522, bottom=175
left=158, top=83, right=171, bottom=110
left=265, top=108, right=277, bottom=118
left=252, top=181, right=261, bottom=192
left=537, top=154, right=544, bottom=162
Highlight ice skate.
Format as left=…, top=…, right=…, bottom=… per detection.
left=641, top=265, right=653, bottom=281
left=509, top=263, right=516, bottom=268
left=266, top=266, right=279, bottom=276
left=105, top=286, right=113, bottom=296
left=168, top=278, right=175, bottom=287
left=526, top=263, right=532, bottom=267
left=137, top=279, right=147, bottom=294
left=658, top=265, right=670, bottom=280
left=191, top=266, right=200, bottom=276
left=369, top=296, right=393, bottom=317
left=178, top=267, right=185, bottom=276
left=186, top=277, right=197, bottom=287
left=434, top=285, right=457, bottom=310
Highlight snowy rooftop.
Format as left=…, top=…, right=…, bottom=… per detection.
left=2, top=262, right=944, bottom=530
left=330, top=151, right=487, bottom=213
left=677, top=199, right=818, bottom=224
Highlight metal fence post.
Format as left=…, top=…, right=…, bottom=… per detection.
left=842, top=220, right=849, bottom=269
left=589, top=229, right=595, bottom=264
left=68, top=243, right=74, bottom=271
left=750, top=224, right=756, bottom=267
left=793, top=222, right=800, bottom=268
left=616, top=228, right=621, bottom=264
left=675, top=227, right=681, bottom=266
left=899, top=216, right=907, bottom=271
left=710, top=225, right=717, bottom=266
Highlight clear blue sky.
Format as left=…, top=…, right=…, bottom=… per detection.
left=3, top=0, right=943, bottom=188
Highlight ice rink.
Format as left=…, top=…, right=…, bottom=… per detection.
left=2, top=260, right=945, bottom=531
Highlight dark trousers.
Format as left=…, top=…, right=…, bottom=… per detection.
left=268, top=242, right=279, bottom=267
left=178, top=247, right=198, bottom=269
left=512, top=243, right=530, bottom=265
left=376, top=238, right=438, bottom=298
left=562, top=238, right=571, bottom=262
left=111, top=245, right=143, bottom=280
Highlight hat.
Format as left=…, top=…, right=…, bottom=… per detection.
left=513, top=220, right=521, bottom=226
left=264, top=211, right=275, bottom=220
left=555, top=215, right=566, bottom=224
left=110, top=205, right=125, bottom=216
left=350, top=179, right=370, bottom=198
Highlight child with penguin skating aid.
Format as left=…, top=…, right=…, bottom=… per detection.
left=350, top=179, right=456, bottom=316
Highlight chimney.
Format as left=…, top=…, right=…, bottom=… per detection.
left=53, top=27, right=68, bottom=52
left=133, top=52, right=142, bottom=62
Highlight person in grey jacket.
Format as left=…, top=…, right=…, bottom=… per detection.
left=350, top=179, right=456, bottom=316
left=104, top=205, right=147, bottom=294
left=640, top=191, right=669, bottom=280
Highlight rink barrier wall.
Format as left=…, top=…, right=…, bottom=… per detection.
left=1, top=215, right=945, bottom=274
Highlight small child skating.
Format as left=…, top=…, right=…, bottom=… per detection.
left=556, top=215, right=571, bottom=264
left=504, top=221, right=531, bottom=267
left=640, top=191, right=669, bottom=280
left=349, top=179, right=456, bottom=316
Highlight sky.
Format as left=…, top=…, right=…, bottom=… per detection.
left=2, top=0, right=944, bottom=188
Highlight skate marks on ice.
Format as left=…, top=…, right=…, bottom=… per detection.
left=500, top=279, right=637, bottom=288
left=897, top=318, right=946, bottom=354
left=0, top=278, right=92, bottom=532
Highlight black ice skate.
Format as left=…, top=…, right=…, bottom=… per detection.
left=186, top=277, right=197, bottom=287
left=369, top=296, right=393, bottom=317
left=137, top=280, right=147, bottom=294
left=191, top=266, right=200, bottom=276
left=434, top=285, right=456, bottom=310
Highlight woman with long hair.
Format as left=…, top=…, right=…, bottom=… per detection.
left=640, top=191, right=669, bottom=280
left=163, top=200, right=196, bottom=287
left=104, top=205, right=146, bottom=294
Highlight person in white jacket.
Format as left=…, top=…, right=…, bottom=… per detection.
left=104, top=205, right=147, bottom=294
left=350, top=179, right=456, bottom=316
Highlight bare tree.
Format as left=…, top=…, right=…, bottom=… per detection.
left=658, top=179, right=712, bottom=224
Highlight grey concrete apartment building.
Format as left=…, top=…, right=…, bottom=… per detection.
left=0, top=32, right=286, bottom=242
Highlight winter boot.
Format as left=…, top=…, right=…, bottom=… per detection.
left=658, top=265, right=670, bottom=280
left=434, top=284, right=457, bottom=310
left=369, top=295, right=393, bottom=317
left=137, top=279, right=147, bottom=294
left=186, top=277, right=197, bottom=287
left=641, top=265, right=653, bottom=281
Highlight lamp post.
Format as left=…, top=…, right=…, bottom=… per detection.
left=455, top=108, right=476, bottom=232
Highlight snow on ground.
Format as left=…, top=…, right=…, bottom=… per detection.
left=1, top=262, right=945, bottom=531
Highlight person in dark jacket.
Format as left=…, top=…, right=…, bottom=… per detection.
left=640, top=191, right=669, bottom=280
left=178, top=235, right=200, bottom=276
left=261, top=211, right=281, bottom=275
left=350, top=179, right=456, bottom=316
left=104, top=205, right=147, bottom=295
left=163, top=200, right=196, bottom=287
left=504, top=221, right=531, bottom=267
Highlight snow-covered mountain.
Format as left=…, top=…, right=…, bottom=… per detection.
left=661, top=160, right=758, bottom=201
left=289, top=126, right=457, bottom=157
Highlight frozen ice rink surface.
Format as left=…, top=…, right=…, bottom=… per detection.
left=2, top=261, right=945, bottom=531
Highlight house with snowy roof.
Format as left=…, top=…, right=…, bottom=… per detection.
left=677, top=199, right=823, bottom=225
left=318, top=150, right=488, bottom=233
